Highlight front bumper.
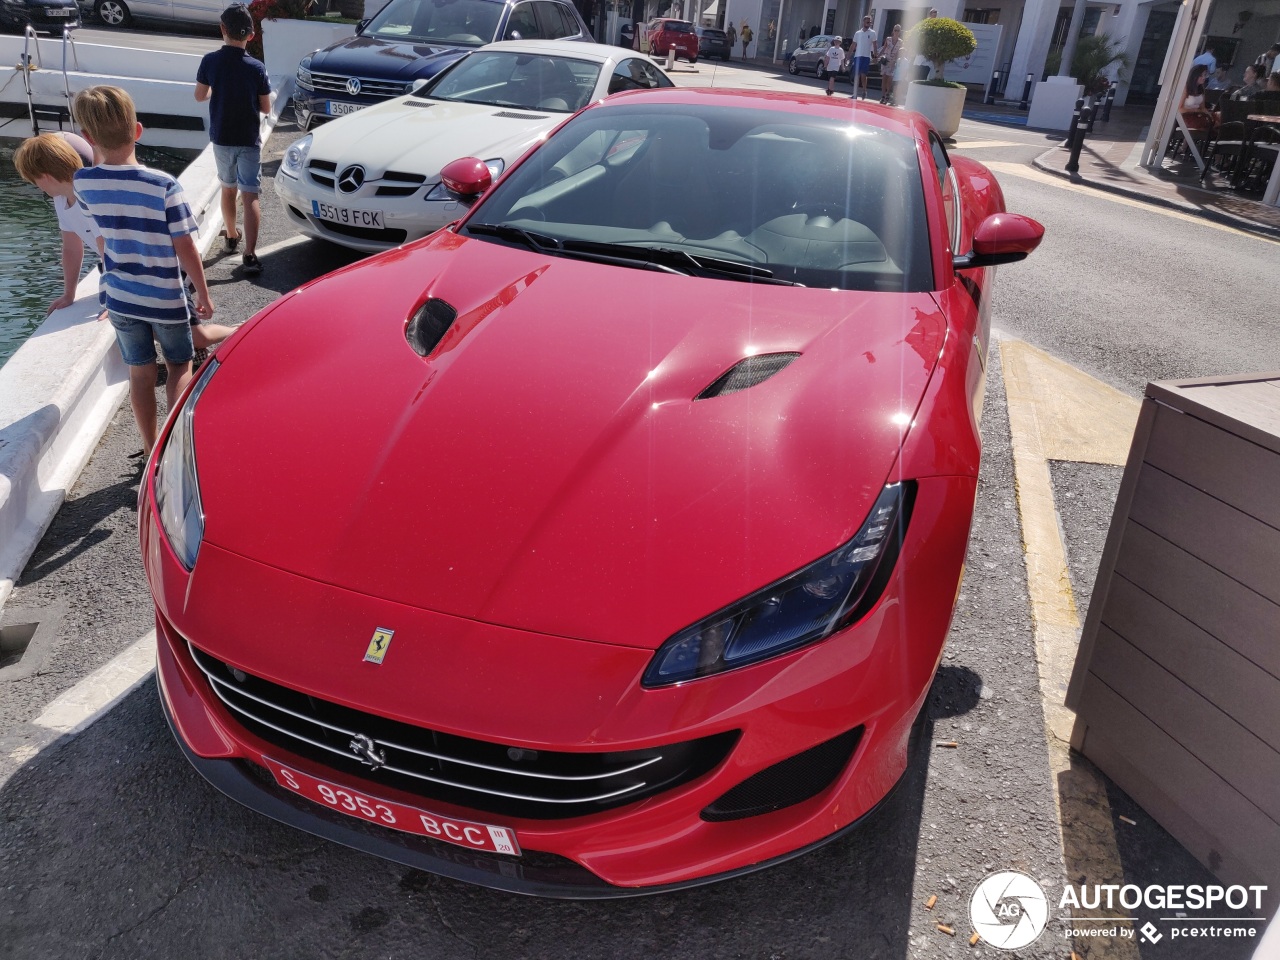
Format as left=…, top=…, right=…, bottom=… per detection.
left=144, top=474, right=976, bottom=893
left=275, top=170, right=459, bottom=253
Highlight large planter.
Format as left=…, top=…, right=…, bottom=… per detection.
left=261, top=18, right=357, bottom=82
left=904, top=80, right=966, bottom=139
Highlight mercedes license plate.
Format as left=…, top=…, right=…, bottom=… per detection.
left=263, top=757, right=521, bottom=855
left=311, top=201, right=383, bottom=229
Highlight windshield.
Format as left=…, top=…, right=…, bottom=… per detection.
left=463, top=103, right=932, bottom=292
left=365, top=0, right=503, bottom=46
left=428, top=51, right=601, bottom=112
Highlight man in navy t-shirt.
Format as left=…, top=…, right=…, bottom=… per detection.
left=196, top=4, right=271, bottom=276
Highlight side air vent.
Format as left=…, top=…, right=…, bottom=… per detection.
left=696, top=352, right=801, bottom=399
left=492, top=110, right=546, bottom=120
left=403, top=99, right=435, bottom=108
left=406, top=298, right=457, bottom=357
left=701, top=726, right=863, bottom=821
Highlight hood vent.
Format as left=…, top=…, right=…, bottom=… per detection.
left=405, top=298, right=457, bottom=357
left=697, top=352, right=801, bottom=399
left=493, top=110, right=546, bottom=120
left=404, top=99, right=435, bottom=108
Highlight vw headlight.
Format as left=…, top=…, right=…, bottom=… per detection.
left=425, top=158, right=503, bottom=199
left=297, top=55, right=313, bottom=89
left=643, top=482, right=913, bottom=687
left=281, top=134, right=313, bottom=178
left=154, top=359, right=218, bottom=570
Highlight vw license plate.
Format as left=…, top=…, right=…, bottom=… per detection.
left=326, top=101, right=364, bottom=116
left=311, top=201, right=383, bottom=229
left=262, top=757, right=521, bottom=855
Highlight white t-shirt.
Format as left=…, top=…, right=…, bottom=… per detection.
left=852, top=28, right=877, bottom=58
left=55, top=193, right=100, bottom=253
left=823, top=45, right=845, bottom=71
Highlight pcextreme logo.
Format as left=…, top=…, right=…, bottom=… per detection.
left=968, top=871, right=1270, bottom=950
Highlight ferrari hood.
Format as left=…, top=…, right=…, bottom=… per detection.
left=307, top=98, right=557, bottom=178
left=195, top=233, right=946, bottom=650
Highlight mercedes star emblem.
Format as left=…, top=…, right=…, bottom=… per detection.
left=348, top=733, right=386, bottom=770
left=337, top=165, right=366, bottom=194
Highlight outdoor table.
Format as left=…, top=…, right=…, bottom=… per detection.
left=1239, top=114, right=1280, bottom=204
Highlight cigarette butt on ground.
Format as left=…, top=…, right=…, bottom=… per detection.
left=937, top=740, right=959, bottom=748
left=937, top=923, right=955, bottom=936
left=925, top=894, right=937, bottom=910
left=969, top=932, right=981, bottom=947
left=1119, top=815, right=1137, bottom=825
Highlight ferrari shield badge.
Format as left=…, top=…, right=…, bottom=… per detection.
left=364, top=627, right=395, bottom=664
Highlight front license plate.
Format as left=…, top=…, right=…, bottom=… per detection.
left=311, top=200, right=384, bottom=228
left=47, top=8, right=72, bottom=15
left=263, top=757, right=522, bottom=855
left=326, top=101, right=364, bottom=116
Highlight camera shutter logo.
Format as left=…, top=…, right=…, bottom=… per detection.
left=969, top=871, right=1050, bottom=949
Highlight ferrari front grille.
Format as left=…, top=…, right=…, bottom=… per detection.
left=188, top=642, right=738, bottom=819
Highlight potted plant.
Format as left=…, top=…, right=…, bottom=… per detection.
left=249, top=0, right=359, bottom=83
left=903, top=17, right=977, bottom=138
left=1044, top=33, right=1131, bottom=95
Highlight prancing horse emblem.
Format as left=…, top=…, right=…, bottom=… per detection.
left=349, top=733, right=386, bottom=770
left=364, top=626, right=394, bottom=664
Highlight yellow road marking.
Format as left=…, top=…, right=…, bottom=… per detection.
left=984, top=160, right=1280, bottom=243
left=999, top=337, right=1142, bottom=959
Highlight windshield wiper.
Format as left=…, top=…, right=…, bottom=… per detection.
left=561, top=241, right=801, bottom=286
left=466, top=223, right=562, bottom=252
left=467, top=225, right=685, bottom=274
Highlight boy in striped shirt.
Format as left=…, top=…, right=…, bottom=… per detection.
left=72, top=85, right=215, bottom=453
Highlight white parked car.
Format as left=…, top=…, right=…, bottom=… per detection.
left=275, top=40, right=674, bottom=253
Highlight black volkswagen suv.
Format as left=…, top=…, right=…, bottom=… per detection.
left=294, top=0, right=592, bottom=129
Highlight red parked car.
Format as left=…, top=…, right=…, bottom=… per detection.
left=645, top=17, right=698, bottom=62
left=144, top=88, right=1042, bottom=897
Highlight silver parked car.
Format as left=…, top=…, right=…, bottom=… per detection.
left=786, top=34, right=849, bottom=79
left=89, top=0, right=222, bottom=28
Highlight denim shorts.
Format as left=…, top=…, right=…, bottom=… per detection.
left=213, top=143, right=262, bottom=193
left=110, top=312, right=195, bottom=366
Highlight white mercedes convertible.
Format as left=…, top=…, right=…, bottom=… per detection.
left=275, top=40, right=674, bottom=253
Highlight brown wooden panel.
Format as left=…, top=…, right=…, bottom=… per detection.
left=1101, top=576, right=1280, bottom=743
left=1149, top=376, right=1280, bottom=456
left=1112, top=522, right=1280, bottom=679
left=1074, top=719, right=1280, bottom=916
left=1177, top=380, right=1280, bottom=436
left=1128, top=466, right=1280, bottom=606
left=1088, top=629, right=1280, bottom=822
left=1074, top=680, right=1280, bottom=898
left=1145, top=405, right=1280, bottom=530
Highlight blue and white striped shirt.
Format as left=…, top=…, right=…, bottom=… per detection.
left=73, top=164, right=198, bottom=324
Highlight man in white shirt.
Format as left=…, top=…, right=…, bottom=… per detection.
left=850, top=16, right=877, bottom=100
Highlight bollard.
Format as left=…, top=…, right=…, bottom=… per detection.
left=984, top=70, right=999, bottom=105
left=1086, top=95, right=1098, bottom=133
left=1019, top=73, right=1033, bottom=110
left=667, top=47, right=676, bottom=70
left=1101, top=86, right=1116, bottom=122
left=1065, top=102, right=1091, bottom=174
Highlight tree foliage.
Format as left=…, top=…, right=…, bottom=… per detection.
left=906, top=17, right=976, bottom=81
left=1045, top=33, right=1131, bottom=94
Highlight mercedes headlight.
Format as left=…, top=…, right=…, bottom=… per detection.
left=154, top=360, right=218, bottom=570
left=643, top=482, right=913, bottom=687
left=297, top=55, right=313, bottom=89
left=425, top=158, right=503, bottom=199
left=281, top=134, right=313, bottom=178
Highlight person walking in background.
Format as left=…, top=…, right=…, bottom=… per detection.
left=822, top=36, right=845, bottom=95
left=850, top=16, right=877, bottom=100
left=195, top=3, right=271, bottom=277
left=72, top=85, right=214, bottom=454
left=878, top=23, right=903, bottom=105
left=739, top=21, right=752, bottom=59
left=726, top=21, right=735, bottom=58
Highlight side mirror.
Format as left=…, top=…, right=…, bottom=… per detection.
left=953, top=213, right=1045, bottom=270
left=356, top=17, right=369, bottom=31
left=410, top=78, right=430, bottom=94
left=439, top=157, right=492, bottom=199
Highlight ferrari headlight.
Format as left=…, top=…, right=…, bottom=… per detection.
left=643, top=482, right=913, bottom=687
left=297, top=55, right=313, bottom=89
left=154, top=359, right=218, bottom=570
left=425, top=158, right=503, bottom=199
left=281, top=134, right=313, bottom=178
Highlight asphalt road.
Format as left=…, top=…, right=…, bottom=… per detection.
left=2, top=60, right=1278, bottom=959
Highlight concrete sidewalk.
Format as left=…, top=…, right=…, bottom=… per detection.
left=977, top=101, right=1280, bottom=241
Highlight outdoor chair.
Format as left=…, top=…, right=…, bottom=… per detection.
left=1239, top=125, right=1280, bottom=190
left=1206, top=120, right=1247, bottom=178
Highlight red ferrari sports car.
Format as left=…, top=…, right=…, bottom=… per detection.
left=143, top=88, right=1042, bottom=896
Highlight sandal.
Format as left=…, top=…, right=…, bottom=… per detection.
left=220, top=228, right=240, bottom=252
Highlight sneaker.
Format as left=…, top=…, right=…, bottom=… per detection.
left=220, top=229, right=239, bottom=253
left=242, top=253, right=263, bottom=276
left=826, top=89, right=833, bottom=96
